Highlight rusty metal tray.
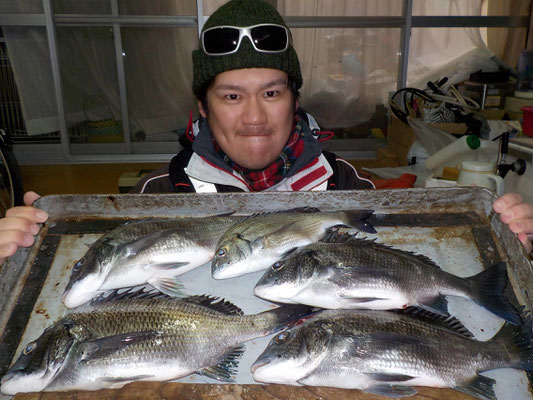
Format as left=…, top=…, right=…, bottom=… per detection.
left=0, top=188, right=532, bottom=400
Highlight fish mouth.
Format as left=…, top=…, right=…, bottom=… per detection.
left=250, top=360, right=268, bottom=374
left=1, top=372, right=13, bottom=386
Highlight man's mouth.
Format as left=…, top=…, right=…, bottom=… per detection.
left=237, top=127, right=273, bottom=136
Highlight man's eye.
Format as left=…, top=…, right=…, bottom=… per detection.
left=225, top=94, right=239, bottom=100
left=264, top=90, right=279, bottom=98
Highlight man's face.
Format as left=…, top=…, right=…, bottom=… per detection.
left=199, top=68, right=297, bottom=170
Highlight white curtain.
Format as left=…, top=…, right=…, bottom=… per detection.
left=1, top=0, right=503, bottom=137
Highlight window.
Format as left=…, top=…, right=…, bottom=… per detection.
left=0, top=0, right=529, bottom=163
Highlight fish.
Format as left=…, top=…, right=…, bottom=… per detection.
left=62, top=214, right=239, bottom=309
left=251, top=307, right=533, bottom=399
left=211, top=207, right=376, bottom=280
left=1, top=289, right=312, bottom=394
left=253, top=234, right=520, bottom=324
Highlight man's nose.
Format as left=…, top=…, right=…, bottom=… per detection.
left=242, top=97, right=267, bottom=125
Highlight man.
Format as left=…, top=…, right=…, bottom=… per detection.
left=130, top=0, right=373, bottom=194
left=0, top=0, right=533, bottom=261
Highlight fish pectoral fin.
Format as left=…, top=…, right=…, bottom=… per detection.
left=342, top=297, right=386, bottom=303
left=455, top=374, right=497, bottom=400
left=81, top=330, right=160, bottom=361
left=365, top=384, right=417, bottom=398
left=101, top=374, right=154, bottom=383
left=196, top=345, right=245, bottom=382
left=149, top=277, right=186, bottom=297
left=150, top=261, right=190, bottom=270
left=121, top=228, right=185, bottom=256
left=364, top=372, right=415, bottom=382
left=420, top=294, right=449, bottom=316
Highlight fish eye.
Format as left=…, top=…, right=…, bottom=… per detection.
left=23, top=342, right=36, bottom=355
left=216, top=248, right=226, bottom=257
left=73, top=258, right=85, bottom=271
left=275, top=331, right=290, bottom=343
left=272, top=261, right=284, bottom=270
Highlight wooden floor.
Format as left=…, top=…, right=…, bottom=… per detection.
left=19, top=160, right=383, bottom=195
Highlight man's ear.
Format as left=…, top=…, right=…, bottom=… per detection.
left=198, top=100, right=207, bottom=118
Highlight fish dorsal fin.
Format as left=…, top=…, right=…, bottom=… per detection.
left=196, top=345, right=245, bottom=382
left=455, top=374, right=497, bottom=400
left=398, top=307, right=474, bottom=338
left=91, top=287, right=171, bottom=305
left=326, top=235, right=443, bottom=271
left=185, top=295, right=243, bottom=316
left=240, top=206, right=321, bottom=220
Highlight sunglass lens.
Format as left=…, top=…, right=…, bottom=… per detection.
left=203, top=27, right=240, bottom=54
left=251, top=25, right=288, bottom=51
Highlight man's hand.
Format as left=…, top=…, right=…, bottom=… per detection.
left=0, top=191, right=48, bottom=263
left=493, top=192, right=533, bottom=254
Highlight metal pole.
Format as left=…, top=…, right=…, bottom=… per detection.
left=111, top=0, right=131, bottom=151
left=397, top=0, right=413, bottom=90
left=43, top=0, right=71, bottom=161
left=196, top=0, right=204, bottom=37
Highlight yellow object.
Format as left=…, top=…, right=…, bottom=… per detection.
left=441, top=167, right=460, bottom=181
left=370, top=128, right=386, bottom=139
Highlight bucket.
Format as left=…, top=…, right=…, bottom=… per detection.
left=521, top=106, right=533, bottom=137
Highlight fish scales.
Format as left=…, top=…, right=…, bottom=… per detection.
left=254, top=236, right=519, bottom=324
left=63, top=215, right=238, bottom=308
left=212, top=208, right=375, bottom=279
left=252, top=309, right=533, bottom=399
left=1, top=291, right=311, bottom=394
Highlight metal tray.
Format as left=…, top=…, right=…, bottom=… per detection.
left=0, top=188, right=532, bottom=400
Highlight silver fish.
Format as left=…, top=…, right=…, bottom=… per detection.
left=62, top=215, right=238, bottom=309
left=1, top=289, right=311, bottom=394
left=252, top=308, right=533, bottom=399
left=253, top=235, right=519, bottom=324
left=211, top=207, right=376, bottom=280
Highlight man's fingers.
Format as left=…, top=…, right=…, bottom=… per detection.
left=518, top=233, right=533, bottom=254
left=493, top=192, right=523, bottom=213
left=0, top=242, right=20, bottom=260
left=5, top=206, right=48, bottom=223
left=23, top=191, right=41, bottom=207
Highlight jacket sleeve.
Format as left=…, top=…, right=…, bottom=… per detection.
left=323, top=151, right=375, bottom=190
left=129, top=165, right=175, bottom=193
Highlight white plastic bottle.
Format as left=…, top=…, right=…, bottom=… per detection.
left=424, top=134, right=500, bottom=178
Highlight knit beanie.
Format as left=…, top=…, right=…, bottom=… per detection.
left=192, top=0, right=302, bottom=98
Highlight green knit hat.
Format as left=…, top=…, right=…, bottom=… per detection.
left=192, top=0, right=302, bottom=98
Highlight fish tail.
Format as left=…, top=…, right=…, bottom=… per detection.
left=467, top=262, right=520, bottom=325
left=490, top=312, right=533, bottom=371
left=342, top=210, right=376, bottom=234
left=256, top=305, right=316, bottom=335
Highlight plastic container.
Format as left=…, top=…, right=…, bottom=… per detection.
left=424, top=134, right=500, bottom=178
left=521, top=106, right=533, bottom=137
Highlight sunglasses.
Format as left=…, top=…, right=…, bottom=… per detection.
left=201, top=23, right=291, bottom=56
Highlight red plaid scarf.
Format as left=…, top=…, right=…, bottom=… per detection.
left=213, top=115, right=305, bottom=191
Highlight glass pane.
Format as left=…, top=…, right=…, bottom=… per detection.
left=204, top=0, right=402, bottom=17
left=1, top=26, right=60, bottom=143
left=119, top=0, right=196, bottom=15
left=121, top=27, right=197, bottom=145
left=52, top=0, right=111, bottom=14
left=279, top=0, right=402, bottom=17
left=413, top=0, right=482, bottom=16
left=408, top=27, right=486, bottom=89
left=294, top=27, right=399, bottom=135
left=0, top=1, right=43, bottom=13
left=56, top=26, right=123, bottom=150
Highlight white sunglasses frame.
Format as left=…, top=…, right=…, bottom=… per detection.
left=201, top=23, right=291, bottom=56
